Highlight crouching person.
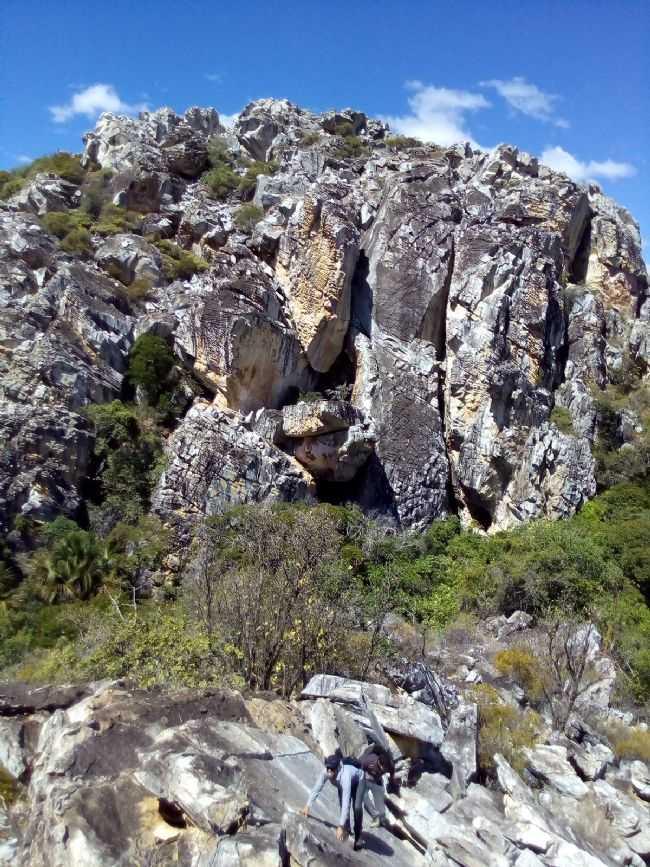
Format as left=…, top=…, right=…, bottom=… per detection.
left=302, top=752, right=367, bottom=850
left=360, top=743, right=397, bottom=827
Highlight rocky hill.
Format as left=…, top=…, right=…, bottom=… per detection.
left=1, top=616, right=650, bottom=866
left=1, top=99, right=647, bottom=538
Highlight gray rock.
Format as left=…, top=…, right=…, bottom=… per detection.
left=440, top=702, right=478, bottom=796
left=8, top=172, right=80, bottom=215
left=525, top=745, right=589, bottom=799
left=94, top=233, right=163, bottom=285
left=153, top=402, right=315, bottom=518
left=281, top=399, right=361, bottom=437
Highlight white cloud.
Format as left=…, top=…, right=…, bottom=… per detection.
left=204, top=72, right=222, bottom=83
left=541, top=145, right=636, bottom=182
left=16, top=155, right=32, bottom=164
left=481, top=76, right=568, bottom=127
left=382, top=81, right=490, bottom=148
left=219, top=112, right=239, bottom=128
left=49, top=84, right=147, bottom=123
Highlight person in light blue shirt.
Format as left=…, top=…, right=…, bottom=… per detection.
left=302, top=751, right=366, bottom=850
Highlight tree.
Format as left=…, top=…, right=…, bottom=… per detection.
left=185, top=504, right=351, bottom=695
left=127, top=335, right=175, bottom=403
left=30, top=528, right=116, bottom=603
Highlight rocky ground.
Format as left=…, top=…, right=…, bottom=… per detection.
left=0, top=614, right=649, bottom=866
left=1, top=99, right=647, bottom=538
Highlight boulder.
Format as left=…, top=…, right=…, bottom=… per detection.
left=440, top=702, right=478, bottom=796
left=94, top=233, right=163, bottom=286
left=293, top=424, right=375, bottom=482
left=525, top=745, right=589, bottom=799
left=153, top=402, right=315, bottom=518
left=281, top=399, right=361, bottom=437
left=8, top=172, right=80, bottom=215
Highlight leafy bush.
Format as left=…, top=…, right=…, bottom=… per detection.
left=384, top=136, right=421, bottom=149
left=234, top=203, right=264, bottom=232
left=494, top=647, right=545, bottom=701
left=608, top=725, right=650, bottom=762
left=300, top=132, right=321, bottom=147
left=127, top=335, right=176, bottom=401
left=29, top=526, right=115, bottom=603
left=238, top=160, right=277, bottom=197
left=333, top=120, right=356, bottom=137
left=187, top=504, right=356, bottom=694
left=41, top=210, right=91, bottom=239
left=85, top=400, right=164, bottom=526
left=469, top=683, right=541, bottom=776
left=550, top=405, right=574, bottom=435
left=334, top=136, right=370, bottom=160
left=60, top=226, right=92, bottom=255
left=22, top=152, right=85, bottom=183
left=207, top=136, right=233, bottom=167
left=92, top=202, right=143, bottom=236
left=127, top=276, right=153, bottom=302
left=80, top=168, right=114, bottom=217
left=153, top=239, right=209, bottom=280
left=202, top=136, right=239, bottom=199
left=0, top=152, right=85, bottom=200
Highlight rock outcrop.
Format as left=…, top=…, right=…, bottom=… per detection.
left=1, top=643, right=648, bottom=867
left=0, top=98, right=647, bottom=534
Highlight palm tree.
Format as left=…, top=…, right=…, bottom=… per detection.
left=32, top=530, right=115, bottom=603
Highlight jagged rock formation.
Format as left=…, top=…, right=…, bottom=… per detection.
left=0, top=100, right=647, bottom=533
left=1, top=618, right=648, bottom=866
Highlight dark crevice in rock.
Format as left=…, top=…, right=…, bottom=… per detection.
left=417, top=239, right=455, bottom=362
left=460, top=485, right=492, bottom=531
left=569, top=217, right=592, bottom=285
left=350, top=250, right=372, bottom=337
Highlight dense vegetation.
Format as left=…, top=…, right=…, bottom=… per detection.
left=2, top=472, right=650, bottom=711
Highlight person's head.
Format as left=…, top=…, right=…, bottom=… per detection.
left=324, top=752, right=340, bottom=779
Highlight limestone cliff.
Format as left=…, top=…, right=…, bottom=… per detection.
left=0, top=100, right=647, bottom=534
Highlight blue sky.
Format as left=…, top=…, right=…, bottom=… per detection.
left=2, top=0, right=648, bottom=242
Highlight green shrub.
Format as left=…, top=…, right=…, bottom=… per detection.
left=334, top=136, right=370, bottom=160
left=80, top=168, right=114, bottom=217
left=23, top=152, right=85, bottom=184
left=29, top=526, right=115, bottom=603
left=469, top=683, right=542, bottom=776
left=207, top=136, right=233, bottom=168
left=0, top=171, right=25, bottom=200
left=234, top=203, right=264, bottom=232
left=300, top=132, right=321, bottom=147
left=494, top=647, right=545, bottom=701
left=333, top=120, right=356, bottom=137
left=608, top=725, right=650, bottom=762
left=384, top=136, right=422, bottom=149
left=238, top=160, right=277, bottom=196
left=127, top=276, right=154, bottom=302
left=85, top=400, right=164, bottom=525
left=92, top=202, right=142, bottom=236
left=153, top=239, right=209, bottom=280
left=41, top=210, right=91, bottom=239
left=60, top=226, right=92, bottom=255
left=127, top=335, right=175, bottom=402
left=550, top=405, right=574, bottom=435
left=201, top=164, right=239, bottom=199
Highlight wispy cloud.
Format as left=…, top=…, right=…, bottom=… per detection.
left=16, top=155, right=32, bottom=164
left=204, top=72, right=222, bottom=83
left=382, top=81, right=490, bottom=148
left=481, top=76, right=568, bottom=128
left=541, top=145, right=636, bottom=182
left=219, top=112, right=239, bottom=127
left=49, top=84, right=147, bottom=123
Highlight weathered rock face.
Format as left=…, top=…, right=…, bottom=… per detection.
left=0, top=214, right=133, bottom=528
left=1, top=668, right=647, bottom=867
left=1, top=99, right=647, bottom=533
left=275, top=195, right=359, bottom=372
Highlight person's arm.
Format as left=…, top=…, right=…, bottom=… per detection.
left=305, top=770, right=327, bottom=812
